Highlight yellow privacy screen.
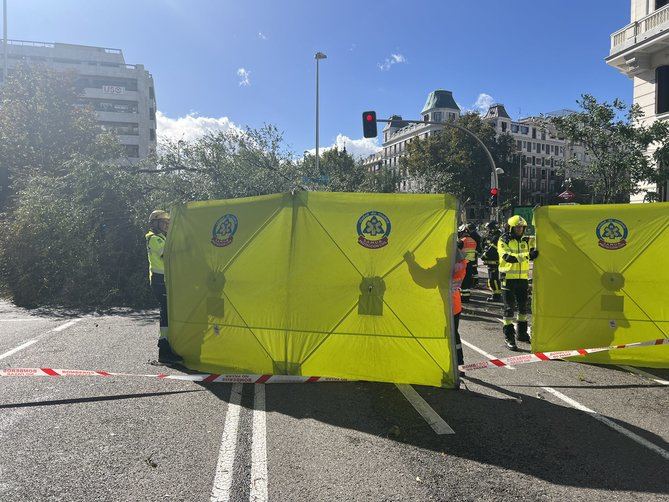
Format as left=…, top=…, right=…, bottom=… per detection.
left=165, top=191, right=459, bottom=387
left=533, top=202, right=669, bottom=368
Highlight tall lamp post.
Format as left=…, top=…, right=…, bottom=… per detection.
left=3, top=0, right=7, bottom=85
left=314, top=51, right=327, bottom=173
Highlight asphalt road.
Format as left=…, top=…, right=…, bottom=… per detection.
left=0, top=296, right=667, bottom=502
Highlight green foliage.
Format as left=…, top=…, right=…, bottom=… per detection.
left=299, top=147, right=371, bottom=192
left=399, top=113, right=520, bottom=207
left=0, top=159, right=154, bottom=307
left=549, top=94, right=669, bottom=203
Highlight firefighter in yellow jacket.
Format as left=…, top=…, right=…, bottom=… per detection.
left=497, top=215, right=538, bottom=350
left=146, top=210, right=182, bottom=364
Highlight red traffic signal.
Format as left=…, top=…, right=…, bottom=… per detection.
left=362, top=111, right=378, bottom=138
left=490, top=187, right=499, bottom=196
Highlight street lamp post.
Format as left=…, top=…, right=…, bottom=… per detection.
left=3, top=0, right=7, bottom=85
left=314, top=52, right=327, bottom=173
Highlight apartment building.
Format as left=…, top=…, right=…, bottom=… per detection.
left=607, top=0, right=669, bottom=201
left=364, top=90, right=586, bottom=203
left=0, top=40, right=157, bottom=160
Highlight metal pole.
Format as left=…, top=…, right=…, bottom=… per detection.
left=315, top=57, right=319, bottom=173
left=518, top=154, right=523, bottom=206
left=3, top=0, right=7, bottom=85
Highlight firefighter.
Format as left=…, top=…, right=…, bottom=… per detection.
left=458, top=224, right=478, bottom=303
left=465, top=222, right=482, bottom=285
left=146, top=210, right=183, bottom=364
left=452, top=240, right=468, bottom=370
left=481, top=221, right=502, bottom=302
left=497, top=215, right=539, bottom=350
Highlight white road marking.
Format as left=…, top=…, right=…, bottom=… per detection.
left=541, top=386, right=669, bottom=461
left=395, top=384, right=455, bottom=435
left=52, top=318, right=82, bottom=332
left=461, top=339, right=516, bottom=370
left=210, top=383, right=243, bottom=502
left=618, top=365, right=669, bottom=386
left=0, top=340, right=38, bottom=361
left=250, top=384, right=268, bottom=502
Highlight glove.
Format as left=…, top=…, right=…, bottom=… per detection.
left=503, top=254, right=518, bottom=263
left=529, top=249, right=539, bottom=260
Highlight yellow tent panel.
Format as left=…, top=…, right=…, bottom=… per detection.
left=165, top=191, right=459, bottom=387
left=533, top=202, right=669, bottom=368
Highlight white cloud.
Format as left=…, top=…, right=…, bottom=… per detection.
left=237, top=67, right=251, bottom=86
left=307, top=134, right=381, bottom=159
left=378, top=53, right=407, bottom=71
left=471, top=93, right=495, bottom=115
left=156, top=111, right=240, bottom=143
left=258, top=32, right=268, bottom=40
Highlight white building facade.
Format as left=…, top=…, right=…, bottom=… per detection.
left=364, top=90, right=586, bottom=204
left=0, top=40, right=157, bottom=160
left=607, top=0, right=669, bottom=202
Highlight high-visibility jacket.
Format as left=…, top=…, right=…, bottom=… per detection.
left=146, top=231, right=166, bottom=281
left=461, top=236, right=478, bottom=263
left=497, top=233, right=531, bottom=280
left=452, top=258, right=467, bottom=315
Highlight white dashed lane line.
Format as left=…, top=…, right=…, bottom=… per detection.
left=0, top=318, right=83, bottom=362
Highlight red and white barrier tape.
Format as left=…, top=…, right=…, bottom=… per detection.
left=458, top=338, right=669, bottom=372
left=0, top=339, right=665, bottom=383
left=0, top=367, right=345, bottom=384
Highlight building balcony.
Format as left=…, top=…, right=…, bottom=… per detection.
left=607, top=4, right=669, bottom=76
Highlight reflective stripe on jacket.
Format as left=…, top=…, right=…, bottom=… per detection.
left=461, top=236, right=477, bottom=263
left=451, top=258, right=467, bottom=315
left=146, top=231, right=166, bottom=280
left=497, top=233, right=530, bottom=280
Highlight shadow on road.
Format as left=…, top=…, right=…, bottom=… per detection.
left=0, top=389, right=204, bottom=409
left=197, top=377, right=668, bottom=495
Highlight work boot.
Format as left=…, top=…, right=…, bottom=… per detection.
left=503, top=324, right=518, bottom=351
left=516, top=321, right=530, bottom=343
left=158, top=338, right=184, bottom=364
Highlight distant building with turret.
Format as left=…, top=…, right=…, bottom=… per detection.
left=363, top=90, right=588, bottom=204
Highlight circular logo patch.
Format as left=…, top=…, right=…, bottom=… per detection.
left=211, top=214, right=238, bottom=247
left=596, top=218, right=628, bottom=250
left=356, top=211, right=391, bottom=249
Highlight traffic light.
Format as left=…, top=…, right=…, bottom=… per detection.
left=362, top=111, right=377, bottom=138
left=489, top=187, right=499, bottom=206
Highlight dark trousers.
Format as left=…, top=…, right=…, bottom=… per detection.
left=453, top=313, right=463, bottom=365
left=151, top=273, right=168, bottom=335
left=461, top=261, right=476, bottom=298
left=502, top=278, right=529, bottom=321
left=487, top=265, right=501, bottom=295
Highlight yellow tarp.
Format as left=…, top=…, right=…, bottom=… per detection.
left=165, top=191, right=459, bottom=387
left=533, top=202, right=669, bottom=368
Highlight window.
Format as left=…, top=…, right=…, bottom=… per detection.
left=657, top=1, right=669, bottom=9
left=532, top=156, right=536, bottom=165
left=532, top=128, right=537, bottom=139
left=501, top=121, right=507, bottom=132
left=526, top=142, right=531, bottom=152
left=149, top=87, right=155, bottom=100
left=657, top=66, right=669, bottom=115
left=423, top=115, right=429, bottom=122
left=541, top=131, right=546, bottom=140
left=520, top=126, right=529, bottom=135
left=511, top=124, right=519, bottom=133
left=448, top=112, right=456, bottom=121
left=150, top=129, right=156, bottom=141
left=150, top=107, right=156, bottom=121
left=123, top=145, right=139, bottom=158
left=433, top=111, right=443, bottom=123
left=536, top=143, right=541, bottom=153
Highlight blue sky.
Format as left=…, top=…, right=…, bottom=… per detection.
left=12, top=0, right=631, bottom=157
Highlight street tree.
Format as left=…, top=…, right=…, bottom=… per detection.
left=0, top=64, right=119, bottom=201
left=548, top=94, right=669, bottom=203
left=399, top=113, right=519, bottom=212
